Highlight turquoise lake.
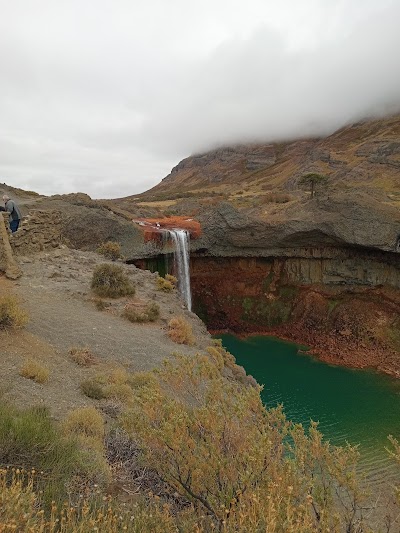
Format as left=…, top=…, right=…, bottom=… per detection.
left=218, top=334, right=400, bottom=485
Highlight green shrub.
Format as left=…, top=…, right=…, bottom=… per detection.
left=0, top=295, right=28, bottom=329
left=97, top=241, right=121, bottom=261
left=91, top=264, right=135, bottom=298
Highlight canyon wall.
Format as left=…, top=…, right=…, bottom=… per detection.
left=190, top=252, right=400, bottom=375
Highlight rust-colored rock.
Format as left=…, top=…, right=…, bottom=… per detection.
left=133, top=216, right=202, bottom=243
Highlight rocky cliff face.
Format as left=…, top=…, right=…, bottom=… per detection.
left=117, top=115, right=400, bottom=259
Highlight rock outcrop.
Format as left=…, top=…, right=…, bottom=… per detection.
left=0, top=213, right=22, bottom=279
left=11, top=210, right=62, bottom=255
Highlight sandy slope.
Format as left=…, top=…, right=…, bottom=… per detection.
left=0, top=248, right=210, bottom=418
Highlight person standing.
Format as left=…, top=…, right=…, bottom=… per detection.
left=3, top=195, right=22, bottom=232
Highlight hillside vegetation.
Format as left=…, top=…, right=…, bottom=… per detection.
left=0, top=248, right=399, bottom=531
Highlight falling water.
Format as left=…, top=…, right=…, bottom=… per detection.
left=168, top=229, right=192, bottom=311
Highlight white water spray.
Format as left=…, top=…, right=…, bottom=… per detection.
left=168, top=229, right=192, bottom=311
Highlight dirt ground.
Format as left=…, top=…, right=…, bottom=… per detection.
left=0, top=247, right=211, bottom=419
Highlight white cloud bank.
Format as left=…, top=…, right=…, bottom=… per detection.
left=0, top=0, right=399, bottom=197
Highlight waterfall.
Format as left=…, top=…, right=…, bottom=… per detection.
left=167, top=229, right=192, bottom=311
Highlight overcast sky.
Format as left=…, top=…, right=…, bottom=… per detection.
left=1, top=0, right=399, bottom=198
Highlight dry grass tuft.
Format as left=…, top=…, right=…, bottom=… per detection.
left=0, top=469, right=185, bottom=533
left=69, top=347, right=98, bottom=367
left=156, top=276, right=174, bottom=292
left=97, top=241, right=122, bottom=261
left=63, top=407, right=105, bottom=442
left=106, top=383, right=134, bottom=403
left=123, top=301, right=160, bottom=323
left=80, top=377, right=109, bottom=400
left=91, top=264, right=135, bottom=298
left=128, top=371, right=156, bottom=389
left=0, top=295, right=28, bottom=329
left=81, top=368, right=135, bottom=404
left=19, top=359, right=49, bottom=383
left=109, top=367, right=130, bottom=385
left=168, top=316, right=195, bottom=345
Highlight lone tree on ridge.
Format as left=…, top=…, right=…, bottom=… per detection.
left=299, top=172, right=328, bottom=198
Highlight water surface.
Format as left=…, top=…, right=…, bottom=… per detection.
left=219, top=334, right=400, bottom=484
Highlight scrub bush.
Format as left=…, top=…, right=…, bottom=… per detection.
left=165, top=274, right=178, bottom=286
left=80, top=377, right=109, bottom=400
left=94, top=298, right=110, bottom=311
left=123, top=301, right=160, bottom=323
left=91, top=264, right=135, bottom=298
left=122, top=353, right=373, bottom=532
left=167, top=316, right=195, bottom=345
left=156, top=276, right=174, bottom=292
left=97, top=241, right=121, bottom=260
left=80, top=368, right=134, bottom=405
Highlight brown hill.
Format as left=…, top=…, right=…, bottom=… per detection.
left=116, top=115, right=400, bottom=218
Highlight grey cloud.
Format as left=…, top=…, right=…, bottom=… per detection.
left=139, top=3, right=400, bottom=155
left=0, top=0, right=399, bottom=197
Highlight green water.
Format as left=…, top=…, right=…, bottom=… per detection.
left=219, top=334, right=400, bottom=484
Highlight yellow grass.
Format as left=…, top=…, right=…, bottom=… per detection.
left=0, top=295, right=28, bottom=329
left=63, top=407, right=104, bottom=442
left=167, top=316, right=195, bottom=345
left=19, top=359, right=49, bottom=383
